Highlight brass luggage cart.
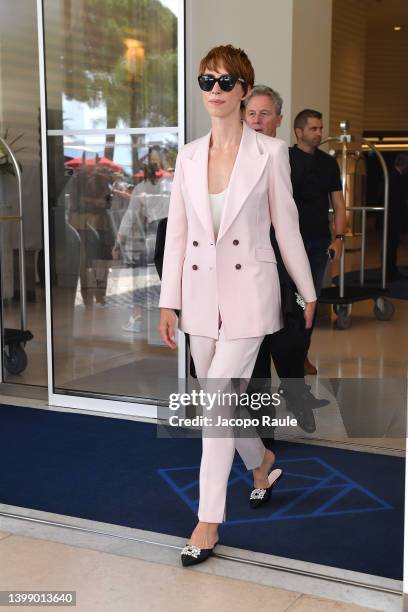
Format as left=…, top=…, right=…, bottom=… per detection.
left=319, top=121, right=395, bottom=329
left=0, top=136, right=33, bottom=373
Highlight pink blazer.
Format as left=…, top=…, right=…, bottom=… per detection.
left=159, top=122, right=317, bottom=340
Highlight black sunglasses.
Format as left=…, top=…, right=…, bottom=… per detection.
left=198, top=74, right=246, bottom=92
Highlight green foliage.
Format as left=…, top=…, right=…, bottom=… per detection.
left=61, top=0, right=178, bottom=128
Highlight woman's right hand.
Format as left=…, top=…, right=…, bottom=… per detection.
left=159, top=308, right=177, bottom=349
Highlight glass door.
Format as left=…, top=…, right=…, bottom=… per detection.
left=37, top=0, right=185, bottom=414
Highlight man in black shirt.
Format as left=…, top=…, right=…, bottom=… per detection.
left=243, top=89, right=329, bottom=435
left=290, top=109, right=346, bottom=375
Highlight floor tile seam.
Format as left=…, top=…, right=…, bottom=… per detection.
left=0, top=533, right=13, bottom=543
left=282, top=592, right=303, bottom=610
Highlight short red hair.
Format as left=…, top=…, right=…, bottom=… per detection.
left=199, top=44, right=255, bottom=88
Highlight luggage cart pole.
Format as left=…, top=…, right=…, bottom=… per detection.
left=376, top=151, right=389, bottom=290
left=357, top=137, right=389, bottom=291
left=339, top=120, right=350, bottom=299
left=360, top=209, right=366, bottom=286
left=0, top=136, right=27, bottom=331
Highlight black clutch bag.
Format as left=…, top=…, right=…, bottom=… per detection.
left=279, top=278, right=306, bottom=332
left=270, top=226, right=306, bottom=333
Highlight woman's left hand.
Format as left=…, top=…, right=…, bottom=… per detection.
left=159, top=308, right=177, bottom=349
left=304, top=301, right=317, bottom=329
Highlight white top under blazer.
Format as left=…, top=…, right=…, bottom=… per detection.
left=209, top=189, right=226, bottom=239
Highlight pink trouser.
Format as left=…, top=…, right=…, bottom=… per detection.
left=189, top=326, right=266, bottom=523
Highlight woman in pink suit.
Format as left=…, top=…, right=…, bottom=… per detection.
left=159, top=45, right=316, bottom=566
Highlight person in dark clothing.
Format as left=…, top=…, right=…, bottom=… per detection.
left=67, top=164, right=114, bottom=308
left=290, top=109, right=347, bottom=375
left=243, top=88, right=329, bottom=436
left=386, top=153, right=408, bottom=281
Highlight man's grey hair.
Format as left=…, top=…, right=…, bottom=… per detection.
left=244, top=85, right=283, bottom=115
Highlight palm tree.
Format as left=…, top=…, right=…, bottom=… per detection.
left=61, top=0, right=178, bottom=170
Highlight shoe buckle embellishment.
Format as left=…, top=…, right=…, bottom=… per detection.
left=181, top=545, right=201, bottom=558
left=295, top=292, right=306, bottom=310
left=250, top=488, right=266, bottom=500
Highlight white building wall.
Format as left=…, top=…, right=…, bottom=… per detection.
left=292, top=0, right=332, bottom=143
left=185, top=0, right=332, bottom=145
left=185, top=0, right=294, bottom=143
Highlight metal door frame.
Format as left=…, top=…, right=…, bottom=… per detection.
left=35, top=0, right=186, bottom=417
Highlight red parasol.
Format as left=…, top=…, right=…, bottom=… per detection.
left=65, top=156, right=124, bottom=172
left=133, top=168, right=174, bottom=179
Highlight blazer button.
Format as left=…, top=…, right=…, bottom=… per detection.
left=193, top=241, right=198, bottom=247
left=192, top=264, right=198, bottom=270
left=233, top=239, right=239, bottom=245
left=235, top=263, right=242, bottom=270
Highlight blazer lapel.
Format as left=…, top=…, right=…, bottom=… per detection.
left=217, top=123, right=268, bottom=242
left=182, top=124, right=268, bottom=243
left=182, top=130, right=215, bottom=242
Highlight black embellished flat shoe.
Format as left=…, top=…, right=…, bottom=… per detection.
left=250, top=468, right=283, bottom=509
left=180, top=542, right=218, bottom=567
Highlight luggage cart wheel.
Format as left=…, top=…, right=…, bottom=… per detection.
left=373, top=298, right=395, bottom=321
left=335, top=305, right=352, bottom=330
left=3, top=343, right=28, bottom=375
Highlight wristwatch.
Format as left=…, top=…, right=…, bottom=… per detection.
left=335, top=234, right=345, bottom=241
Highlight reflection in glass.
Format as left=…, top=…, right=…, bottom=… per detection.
left=44, top=0, right=178, bottom=133
left=43, top=0, right=180, bottom=401
left=49, top=135, right=177, bottom=399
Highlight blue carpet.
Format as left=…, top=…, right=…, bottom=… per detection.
left=0, top=404, right=403, bottom=580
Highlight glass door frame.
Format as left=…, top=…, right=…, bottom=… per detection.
left=36, top=0, right=186, bottom=417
